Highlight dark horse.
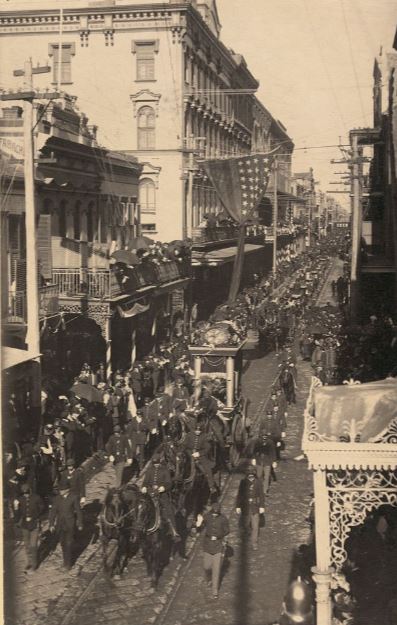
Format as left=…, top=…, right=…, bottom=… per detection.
left=100, top=486, right=139, bottom=578
left=135, top=492, right=174, bottom=588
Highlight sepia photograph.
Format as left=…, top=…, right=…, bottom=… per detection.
left=1, top=1, right=397, bottom=624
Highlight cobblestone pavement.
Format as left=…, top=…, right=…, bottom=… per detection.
left=5, top=275, right=316, bottom=625
left=159, top=353, right=314, bottom=625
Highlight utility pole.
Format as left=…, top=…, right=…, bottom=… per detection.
left=1, top=59, right=58, bottom=418
left=350, top=131, right=363, bottom=319
left=272, top=156, right=278, bottom=275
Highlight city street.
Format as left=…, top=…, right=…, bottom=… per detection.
left=6, top=342, right=314, bottom=625
left=2, top=3, right=396, bottom=625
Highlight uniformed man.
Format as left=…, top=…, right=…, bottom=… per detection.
left=58, top=458, right=86, bottom=507
left=246, top=433, right=277, bottom=494
left=236, top=466, right=265, bottom=549
left=105, top=425, right=132, bottom=488
left=141, top=397, right=161, bottom=458
left=14, top=483, right=45, bottom=572
left=171, top=377, right=190, bottom=413
left=49, top=480, right=83, bottom=570
left=258, top=408, right=285, bottom=460
left=141, top=453, right=180, bottom=541
left=196, top=501, right=230, bottom=599
left=276, top=388, right=288, bottom=424
left=183, top=421, right=217, bottom=494
left=125, top=410, right=149, bottom=471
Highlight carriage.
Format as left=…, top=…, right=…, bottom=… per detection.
left=188, top=340, right=248, bottom=467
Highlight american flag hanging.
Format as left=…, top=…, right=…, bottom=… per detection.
left=202, top=149, right=278, bottom=224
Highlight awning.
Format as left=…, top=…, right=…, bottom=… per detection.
left=309, top=378, right=397, bottom=442
left=153, top=277, right=190, bottom=294
left=266, top=190, right=307, bottom=203
left=192, top=243, right=264, bottom=267
left=2, top=347, right=41, bottom=371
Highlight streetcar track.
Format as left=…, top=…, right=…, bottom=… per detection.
left=155, top=365, right=280, bottom=625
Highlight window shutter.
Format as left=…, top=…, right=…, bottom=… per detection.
left=37, top=214, right=52, bottom=279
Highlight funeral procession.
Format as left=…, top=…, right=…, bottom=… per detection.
left=1, top=1, right=397, bottom=625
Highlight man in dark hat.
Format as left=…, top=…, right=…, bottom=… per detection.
left=105, top=425, right=132, bottom=488
left=14, top=483, right=44, bottom=572
left=171, top=377, right=190, bottom=413
left=58, top=458, right=86, bottom=507
left=183, top=421, right=217, bottom=494
left=196, top=500, right=229, bottom=599
left=236, top=466, right=265, bottom=550
left=141, top=453, right=180, bottom=541
left=246, top=433, right=277, bottom=494
left=126, top=409, right=149, bottom=471
left=49, top=480, right=83, bottom=570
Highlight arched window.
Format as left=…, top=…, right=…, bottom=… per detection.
left=139, top=178, right=156, bottom=215
left=137, top=106, right=155, bottom=150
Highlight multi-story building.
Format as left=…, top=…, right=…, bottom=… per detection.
left=0, top=0, right=263, bottom=242
left=1, top=94, right=144, bottom=436
left=349, top=32, right=397, bottom=318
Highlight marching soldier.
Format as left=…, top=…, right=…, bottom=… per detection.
left=141, top=453, right=180, bottom=541
left=171, top=377, right=190, bottom=413
left=196, top=501, right=230, bottom=599
left=105, top=425, right=132, bottom=488
left=236, top=465, right=265, bottom=550
left=258, top=408, right=285, bottom=459
left=125, top=410, right=149, bottom=471
left=183, top=421, right=217, bottom=494
left=246, top=433, right=277, bottom=495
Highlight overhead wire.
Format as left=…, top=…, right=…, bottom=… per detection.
left=301, top=0, right=348, bottom=134
left=339, top=0, right=368, bottom=127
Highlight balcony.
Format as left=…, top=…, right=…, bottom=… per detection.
left=52, top=268, right=112, bottom=299
left=52, top=261, right=191, bottom=301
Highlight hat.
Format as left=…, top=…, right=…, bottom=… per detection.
left=113, top=425, right=121, bottom=433
left=66, top=458, right=75, bottom=467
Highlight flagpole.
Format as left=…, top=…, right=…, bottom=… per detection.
left=272, top=156, right=278, bottom=275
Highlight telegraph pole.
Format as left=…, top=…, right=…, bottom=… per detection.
left=272, top=156, right=278, bottom=275
left=1, top=59, right=57, bottom=416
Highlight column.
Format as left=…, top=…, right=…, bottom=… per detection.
left=105, top=313, right=112, bottom=383
left=193, top=355, right=202, bottom=402
left=226, top=356, right=235, bottom=408
left=80, top=207, right=88, bottom=288
left=312, top=468, right=333, bottom=625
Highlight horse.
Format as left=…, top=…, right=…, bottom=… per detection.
left=100, top=487, right=138, bottom=578
left=134, top=491, right=174, bottom=588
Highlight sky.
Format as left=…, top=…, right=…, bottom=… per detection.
left=217, top=0, right=397, bottom=209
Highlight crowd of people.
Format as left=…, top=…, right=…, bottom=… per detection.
left=8, top=228, right=380, bottom=597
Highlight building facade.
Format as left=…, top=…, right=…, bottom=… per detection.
left=349, top=34, right=397, bottom=318
left=0, top=0, right=264, bottom=242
